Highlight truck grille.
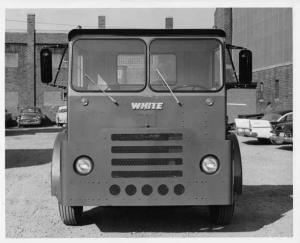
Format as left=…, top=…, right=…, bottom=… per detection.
left=111, top=133, right=183, bottom=178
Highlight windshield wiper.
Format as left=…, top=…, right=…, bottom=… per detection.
left=84, top=74, right=119, bottom=106
left=155, top=68, right=182, bottom=106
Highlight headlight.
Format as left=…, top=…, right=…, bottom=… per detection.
left=200, top=155, right=219, bottom=174
left=74, top=156, right=93, bottom=175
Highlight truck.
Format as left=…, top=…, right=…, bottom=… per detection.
left=40, top=28, right=255, bottom=226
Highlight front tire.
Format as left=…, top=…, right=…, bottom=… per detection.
left=209, top=204, right=234, bottom=225
left=58, top=204, right=83, bottom=225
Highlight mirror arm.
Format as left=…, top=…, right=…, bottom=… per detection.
left=226, top=82, right=257, bottom=89
left=226, top=44, right=245, bottom=50
left=226, top=47, right=239, bottom=84
left=47, top=83, right=67, bottom=90
left=53, top=45, right=68, bottom=86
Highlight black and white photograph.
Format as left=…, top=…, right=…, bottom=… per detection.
left=2, top=0, right=298, bottom=240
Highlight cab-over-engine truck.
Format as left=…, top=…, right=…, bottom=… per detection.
left=40, top=29, right=255, bottom=226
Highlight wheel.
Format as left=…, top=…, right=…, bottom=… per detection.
left=58, top=204, right=83, bottom=225
left=209, top=203, right=234, bottom=225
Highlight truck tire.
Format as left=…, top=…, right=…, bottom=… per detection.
left=227, top=132, right=243, bottom=195
left=58, top=204, right=83, bottom=226
left=209, top=204, right=234, bottom=225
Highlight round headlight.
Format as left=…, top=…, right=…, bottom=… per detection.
left=74, top=156, right=93, bottom=175
left=200, top=155, right=219, bottom=174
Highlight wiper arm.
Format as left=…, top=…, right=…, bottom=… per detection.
left=156, top=68, right=182, bottom=106
left=84, top=74, right=119, bottom=106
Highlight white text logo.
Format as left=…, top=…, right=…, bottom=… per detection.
left=131, top=102, right=163, bottom=110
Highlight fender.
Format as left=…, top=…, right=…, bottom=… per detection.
left=51, top=131, right=67, bottom=202
left=227, top=132, right=243, bottom=194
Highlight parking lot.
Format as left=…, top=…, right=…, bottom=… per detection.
left=5, top=129, right=293, bottom=237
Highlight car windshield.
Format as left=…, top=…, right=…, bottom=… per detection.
left=21, top=108, right=40, bottom=113
left=72, top=39, right=146, bottom=92
left=149, top=39, right=222, bottom=92
left=261, top=113, right=282, bottom=121
left=59, top=108, right=67, bottom=112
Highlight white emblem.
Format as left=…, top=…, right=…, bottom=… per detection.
left=131, top=102, right=163, bottom=110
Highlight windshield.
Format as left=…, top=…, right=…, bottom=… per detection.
left=150, top=39, right=222, bottom=92
left=72, top=39, right=146, bottom=92
left=21, top=108, right=41, bottom=113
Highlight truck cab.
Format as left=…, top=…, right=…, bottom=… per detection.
left=40, top=29, right=253, bottom=226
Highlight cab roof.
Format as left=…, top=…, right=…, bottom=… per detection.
left=68, top=29, right=226, bottom=41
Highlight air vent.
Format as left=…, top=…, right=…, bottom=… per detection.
left=111, top=170, right=182, bottom=178
left=111, top=146, right=182, bottom=153
left=111, top=133, right=182, bottom=141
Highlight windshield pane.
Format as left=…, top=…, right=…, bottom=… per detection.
left=72, top=39, right=146, bottom=91
left=150, top=39, right=222, bottom=91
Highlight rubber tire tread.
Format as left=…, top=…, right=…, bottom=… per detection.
left=58, top=204, right=83, bottom=226
left=209, top=204, right=234, bottom=225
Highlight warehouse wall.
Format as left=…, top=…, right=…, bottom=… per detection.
left=215, top=8, right=293, bottom=119
left=232, top=8, right=293, bottom=113
left=5, top=14, right=68, bottom=120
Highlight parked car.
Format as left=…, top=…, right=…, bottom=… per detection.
left=55, top=106, right=67, bottom=126
left=5, top=109, right=13, bottom=127
left=17, top=107, right=46, bottom=127
left=270, top=114, right=293, bottom=145
left=235, top=110, right=292, bottom=143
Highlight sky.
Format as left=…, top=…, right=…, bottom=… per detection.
left=5, top=8, right=215, bottom=32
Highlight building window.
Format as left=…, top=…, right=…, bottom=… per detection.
left=274, top=79, right=279, bottom=100
left=117, top=54, right=145, bottom=85
left=258, top=82, right=264, bottom=102
left=5, top=53, right=18, bottom=68
left=52, top=53, right=63, bottom=69
left=44, top=91, right=65, bottom=106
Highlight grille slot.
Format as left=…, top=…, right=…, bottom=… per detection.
left=111, top=146, right=182, bottom=153
left=111, top=170, right=182, bottom=178
left=112, top=158, right=182, bottom=166
left=111, top=133, right=182, bottom=141
left=111, top=133, right=183, bottom=179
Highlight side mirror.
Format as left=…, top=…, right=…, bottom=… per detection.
left=40, top=48, right=53, bottom=84
left=239, top=49, right=252, bottom=84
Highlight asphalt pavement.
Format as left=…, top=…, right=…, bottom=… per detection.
left=5, top=129, right=293, bottom=237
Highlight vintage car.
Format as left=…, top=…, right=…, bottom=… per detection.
left=55, top=106, right=67, bottom=126
left=235, top=110, right=292, bottom=143
left=270, top=115, right=293, bottom=144
left=17, top=107, right=46, bottom=127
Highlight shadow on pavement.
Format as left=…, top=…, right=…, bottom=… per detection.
left=5, top=127, right=63, bottom=136
left=78, top=185, right=292, bottom=233
left=277, top=145, right=293, bottom=151
left=242, top=140, right=273, bottom=145
left=5, top=149, right=52, bottom=169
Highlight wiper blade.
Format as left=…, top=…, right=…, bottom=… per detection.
left=84, top=74, right=119, bottom=106
left=156, top=68, right=182, bottom=106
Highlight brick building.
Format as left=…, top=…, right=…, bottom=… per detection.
left=215, top=8, right=293, bottom=120
left=5, top=14, right=68, bottom=120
